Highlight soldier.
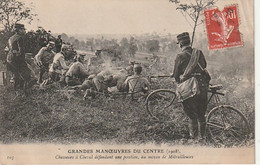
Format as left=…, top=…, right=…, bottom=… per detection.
left=124, top=64, right=150, bottom=94
left=171, top=32, right=210, bottom=140
left=55, top=35, right=63, bottom=53
left=6, top=23, right=36, bottom=92
left=34, top=41, right=56, bottom=83
left=82, top=74, right=109, bottom=99
left=48, top=44, right=70, bottom=83
left=65, top=54, right=89, bottom=86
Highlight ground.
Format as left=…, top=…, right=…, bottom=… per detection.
left=0, top=49, right=255, bottom=147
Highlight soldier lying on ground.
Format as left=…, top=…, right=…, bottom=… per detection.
left=82, top=75, right=110, bottom=99
left=65, top=54, right=89, bottom=86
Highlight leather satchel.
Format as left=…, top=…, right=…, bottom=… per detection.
left=175, top=48, right=206, bottom=102
left=176, top=77, right=200, bottom=102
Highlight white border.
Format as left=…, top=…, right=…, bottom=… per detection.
left=255, top=0, right=259, bottom=164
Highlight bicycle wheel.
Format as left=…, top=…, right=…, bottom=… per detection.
left=145, top=89, right=181, bottom=122
left=206, top=105, right=250, bottom=146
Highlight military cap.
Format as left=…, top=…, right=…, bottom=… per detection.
left=176, top=32, right=190, bottom=44
left=14, top=23, right=25, bottom=30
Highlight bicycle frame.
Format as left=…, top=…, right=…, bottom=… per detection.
left=207, top=89, right=225, bottom=107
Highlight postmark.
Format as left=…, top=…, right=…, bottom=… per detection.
left=204, top=4, right=243, bottom=50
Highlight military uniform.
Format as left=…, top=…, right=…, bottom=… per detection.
left=55, top=36, right=62, bottom=52
left=65, top=61, right=89, bottom=86
left=6, top=24, right=33, bottom=90
left=34, top=44, right=55, bottom=83
left=172, top=32, right=209, bottom=139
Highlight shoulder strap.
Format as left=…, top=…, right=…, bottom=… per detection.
left=186, top=49, right=205, bottom=72
left=183, top=48, right=200, bottom=77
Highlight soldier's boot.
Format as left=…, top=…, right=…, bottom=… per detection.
left=188, top=121, right=198, bottom=139
left=198, top=121, right=206, bottom=140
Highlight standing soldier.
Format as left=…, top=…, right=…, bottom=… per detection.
left=6, top=23, right=36, bottom=92
left=171, top=32, right=210, bottom=141
left=55, top=35, right=63, bottom=53
left=34, top=41, right=56, bottom=83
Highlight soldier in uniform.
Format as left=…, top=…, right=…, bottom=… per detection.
left=65, top=54, right=89, bottom=86
left=124, top=64, right=150, bottom=94
left=55, top=35, right=63, bottom=53
left=171, top=32, right=210, bottom=140
left=34, top=41, right=56, bottom=83
left=6, top=23, right=36, bottom=91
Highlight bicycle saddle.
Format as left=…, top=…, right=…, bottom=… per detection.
left=209, top=84, right=223, bottom=91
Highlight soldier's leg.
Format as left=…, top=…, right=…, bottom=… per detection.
left=9, top=63, right=23, bottom=91
left=38, top=67, right=46, bottom=83
left=20, top=61, right=36, bottom=90
left=182, top=98, right=199, bottom=139
left=83, top=80, right=96, bottom=99
left=197, top=87, right=208, bottom=139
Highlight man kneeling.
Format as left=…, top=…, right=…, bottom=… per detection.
left=124, top=64, right=150, bottom=99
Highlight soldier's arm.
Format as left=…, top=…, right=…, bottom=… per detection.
left=17, top=37, right=25, bottom=56
left=124, top=77, right=130, bottom=85
left=171, top=54, right=181, bottom=83
left=51, top=50, right=56, bottom=55
left=199, top=50, right=207, bottom=69
left=59, top=56, right=69, bottom=70
left=34, top=48, right=45, bottom=66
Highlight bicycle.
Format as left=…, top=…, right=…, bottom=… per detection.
left=145, top=77, right=250, bottom=145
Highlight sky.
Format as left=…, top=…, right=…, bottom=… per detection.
left=19, top=0, right=253, bottom=37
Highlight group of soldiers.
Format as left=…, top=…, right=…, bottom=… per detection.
left=5, top=23, right=150, bottom=99
left=5, top=23, right=210, bottom=141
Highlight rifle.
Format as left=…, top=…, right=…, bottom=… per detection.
left=148, top=75, right=171, bottom=78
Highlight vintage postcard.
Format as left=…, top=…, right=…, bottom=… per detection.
left=0, top=0, right=255, bottom=164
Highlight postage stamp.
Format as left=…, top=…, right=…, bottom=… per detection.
left=204, top=4, right=243, bottom=50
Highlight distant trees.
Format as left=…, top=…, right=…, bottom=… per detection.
left=73, top=39, right=80, bottom=49
left=0, top=0, right=37, bottom=32
left=23, top=30, right=41, bottom=55
left=118, top=37, right=138, bottom=57
left=0, top=0, right=37, bottom=63
left=146, top=40, right=160, bottom=54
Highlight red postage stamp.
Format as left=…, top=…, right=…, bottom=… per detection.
left=204, top=5, right=243, bottom=50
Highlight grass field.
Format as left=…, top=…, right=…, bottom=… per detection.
left=0, top=45, right=255, bottom=146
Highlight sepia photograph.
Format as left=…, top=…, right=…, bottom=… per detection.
left=0, top=0, right=255, bottom=164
